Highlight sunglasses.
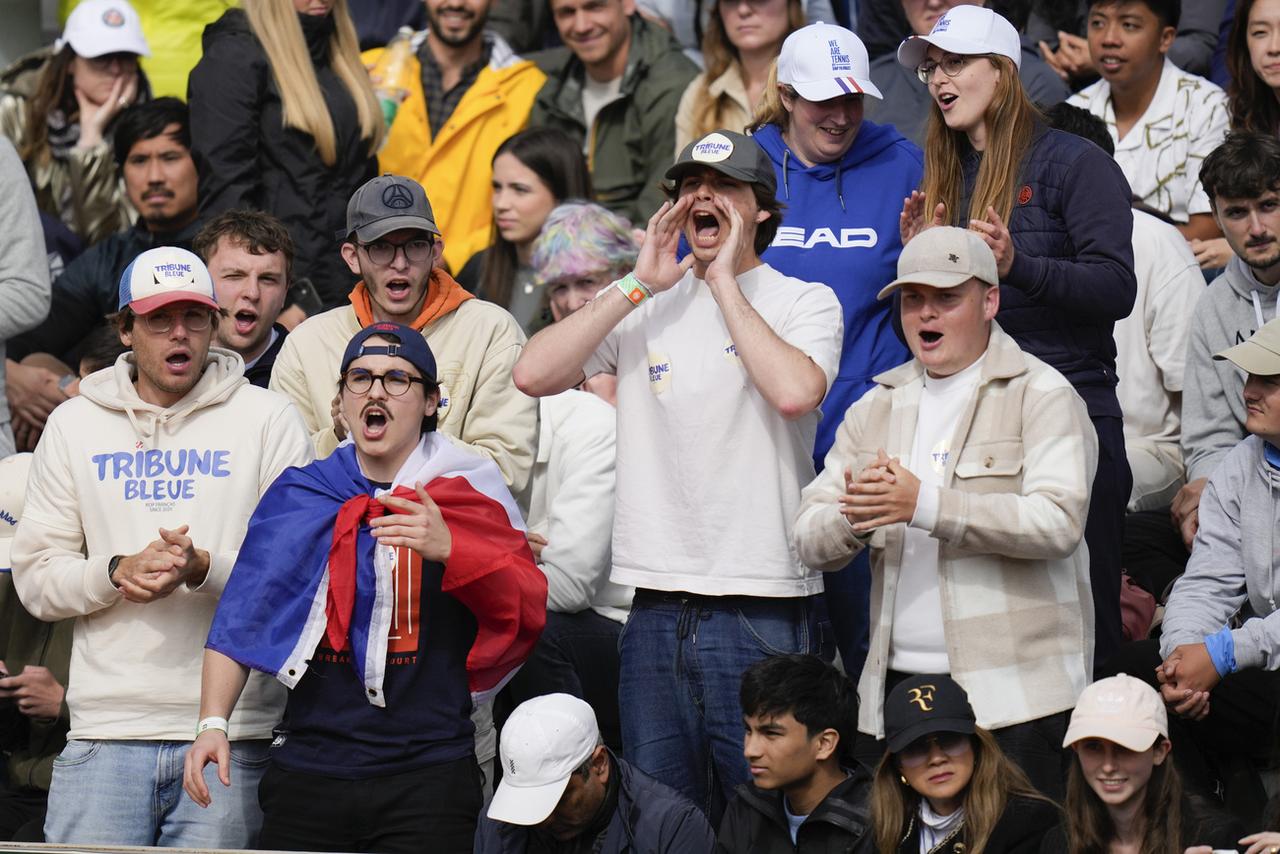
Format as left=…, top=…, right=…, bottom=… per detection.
left=896, top=732, right=972, bottom=768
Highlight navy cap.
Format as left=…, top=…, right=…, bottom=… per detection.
left=340, top=322, right=437, bottom=382
left=883, top=675, right=976, bottom=753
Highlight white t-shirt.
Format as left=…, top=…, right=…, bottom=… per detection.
left=581, top=74, right=623, bottom=154
left=889, top=354, right=985, bottom=674
left=1069, top=59, right=1229, bottom=224
left=1115, top=210, right=1204, bottom=447
left=584, top=264, right=843, bottom=596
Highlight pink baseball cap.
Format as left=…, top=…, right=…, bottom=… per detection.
left=117, top=246, right=219, bottom=315
left=1063, top=674, right=1168, bottom=752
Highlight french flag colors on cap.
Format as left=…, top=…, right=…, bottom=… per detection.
left=118, top=246, right=219, bottom=314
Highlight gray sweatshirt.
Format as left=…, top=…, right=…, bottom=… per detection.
left=0, top=136, right=52, bottom=458
left=1162, top=435, right=1280, bottom=671
left=1182, top=257, right=1280, bottom=482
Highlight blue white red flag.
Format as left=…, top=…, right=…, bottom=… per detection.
left=207, top=433, right=546, bottom=707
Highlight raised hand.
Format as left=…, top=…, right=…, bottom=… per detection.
left=900, top=191, right=946, bottom=247
left=634, top=196, right=695, bottom=293
left=705, top=195, right=747, bottom=290
left=969, top=206, right=1015, bottom=277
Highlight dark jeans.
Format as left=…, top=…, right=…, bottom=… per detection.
left=503, top=609, right=623, bottom=752
left=1103, top=639, right=1280, bottom=821
left=0, top=785, right=46, bottom=842
left=854, top=670, right=1070, bottom=801
left=619, top=590, right=834, bottom=821
left=1122, top=508, right=1189, bottom=602
left=1088, top=416, right=1132, bottom=671
left=821, top=552, right=872, bottom=686
left=257, top=756, right=482, bottom=854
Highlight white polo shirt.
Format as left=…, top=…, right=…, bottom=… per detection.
left=584, top=263, right=843, bottom=597
left=1069, top=59, right=1229, bottom=224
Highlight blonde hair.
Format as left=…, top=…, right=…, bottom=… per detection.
left=870, top=728, right=1055, bottom=854
left=920, top=55, right=1041, bottom=226
left=243, top=0, right=383, bottom=165
left=691, top=1, right=804, bottom=139
left=750, top=61, right=790, bottom=131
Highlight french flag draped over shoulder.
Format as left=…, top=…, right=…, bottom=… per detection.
left=207, top=433, right=546, bottom=708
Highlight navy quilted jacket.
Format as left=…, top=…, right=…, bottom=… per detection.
left=959, top=125, right=1137, bottom=420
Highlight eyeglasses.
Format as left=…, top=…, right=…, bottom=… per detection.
left=142, top=308, right=212, bottom=334
left=341, top=368, right=424, bottom=397
left=359, top=238, right=435, bottom=267
left=85, top=52, right=139, bottom=73
left=896, top=732, right=972, bottom=768
left=916, top=54, right=977, bottom=84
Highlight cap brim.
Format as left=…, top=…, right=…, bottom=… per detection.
left=1062, top=720, right=1162, bottom=752
left=886, top=717, right=976, bottom=754
left=877, top=270, right=975, bottom=300
left=665, top=160, right=761, bottom=184
left=1215, top=339, right=1280, bottom=376
left=486, top=775, right=572, bottom=826
left=791, top=76, right=883, bottom=101
left=896, top=33, right=1020, bottom=71
left=352, top=215, right=441, bottom=243
left=129, top=292, right=219, bottom=315
left=65, top=33, right=150, bottom=58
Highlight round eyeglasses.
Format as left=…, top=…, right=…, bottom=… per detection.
left=896, top=732, right=972, bottom=768
left=359, top=238, right=435, bottom=267
left=916, top=54, right=976, bottom=85
left=142, top=307, right=213, bottom=334
left=341, top=368, right=424, bottom=397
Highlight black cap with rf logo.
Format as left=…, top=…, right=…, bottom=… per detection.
left=884, top=674, right=976, bottom=753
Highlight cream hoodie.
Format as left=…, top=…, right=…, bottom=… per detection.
left=11, top=348, right=314, bottom=741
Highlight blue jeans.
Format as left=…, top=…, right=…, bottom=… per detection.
left=618, top=591, right=833, bottom=819
left=45, top=739, right=269, bottom=847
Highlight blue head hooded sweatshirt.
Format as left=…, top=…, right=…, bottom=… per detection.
left=754, top=120, right=923, bottom=464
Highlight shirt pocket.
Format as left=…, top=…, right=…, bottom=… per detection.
left=951, top=439, right=1024, bottom=493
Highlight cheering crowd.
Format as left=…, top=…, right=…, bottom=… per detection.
left=4, top=0, right=1280, bottom=851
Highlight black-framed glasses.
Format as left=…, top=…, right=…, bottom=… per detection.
left=359, top=238, right=435, bottom=266
left=897, top=732, right=972, bottom=768
left=341, top=368, right=424, bottom=397
left=142, top=307, right=213, bottom=334
left=916, top=54, right=977, bottom=84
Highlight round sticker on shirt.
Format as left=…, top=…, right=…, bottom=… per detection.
left=929, top=440, right=950, bottom=475
left=435, top=381, right=451, bottom=421
left=691, top=133, right=734, bottom=163
left=721, top=338, right=740, bottom=364
left=648, top=351, right=672, bottom=395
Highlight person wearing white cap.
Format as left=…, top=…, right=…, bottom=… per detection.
left=749, top=20, right=923, bottom=680
left=0, top=0, right=150, bottom=246
left=864, top=1, right=1069, bottom=147
left=9, top=245, right=313, bottom=847
left=475, top=693, right=714, bottom=852
left=0, top=453, right=74, bottom=842
left=795, top=226, right=1097, bottom=799
left=1046, top=674, right=1242, bottom=854
left=897, top=2, right=1137, bottom=673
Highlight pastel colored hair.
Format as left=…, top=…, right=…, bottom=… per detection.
left=532, top=201, right=640, bottom=286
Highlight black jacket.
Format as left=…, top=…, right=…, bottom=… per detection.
left=900, top=795, right=1060, bottom=854
left=9, top=218, right=201, bottom=365
left=715, top=769, right=874, bottom=854
left=1038, top=794, right=1244, bottom=854
left=188, top=9, right=376, bottom=309
left=245, top=323, right=288, bottom=389
left=474, top=751, right=715, bottom=853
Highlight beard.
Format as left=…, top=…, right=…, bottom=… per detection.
left=426, top=4, right=487, bottom=48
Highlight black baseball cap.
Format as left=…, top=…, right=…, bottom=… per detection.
left=883, top=675, right=976, bottom=753
left=665, top=130, right=777, bottom=196
left=341, top=174, right=440, bottom=242
left=341, top=322, right=437, bottom=382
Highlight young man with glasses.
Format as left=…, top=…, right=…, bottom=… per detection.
left=269, top=174, right=536, bottom=493
left=9, top=246, right=313, bottom=847
left=793, top=227, right=1096, bottom=800
left=184, top=322, right=544, bottom=854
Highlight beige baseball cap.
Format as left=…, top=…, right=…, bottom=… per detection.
left=877, top=226, right=998, bottom=300
left=1063, top=674, right=1167, bottom=752
left=1215, top=316, right=1280, bottom=376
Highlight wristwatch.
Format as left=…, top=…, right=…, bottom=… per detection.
left=107, top=555, right=123, bottom=587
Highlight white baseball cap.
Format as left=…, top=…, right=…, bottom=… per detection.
left=1063, top=674, right=1168, bottom=752
left=487, top=694, right=600, bottom=826
left=57, top=0, right=150, bottom=59
left=778, top=22, right=882, bottom=102
left=896, top=5, right=1021, bottom=72
left=118, top=246, right=219, bottom=315
left=0, top=453, right=34, bottom=574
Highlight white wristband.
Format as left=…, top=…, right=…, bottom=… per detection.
left=197, top=716, right=229, bottom=738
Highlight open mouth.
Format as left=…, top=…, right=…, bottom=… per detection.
left=691, top=211, right=721, bottom=247
left=165, top=351, right=192, bottom=373
left=937, top=93, right=958, bottom=109
left=1098, top=56, right=1124, bottom=73
left=385, top=278, right=412, bottom=300
left=234, top=309, right=258, bottom=336
left=361, top=404, right=390, bottom=440
left=919, top=330, right=943, bottom=348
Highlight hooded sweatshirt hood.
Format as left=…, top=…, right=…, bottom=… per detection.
left=752, top=120, right=923, bottom=463
left=79, top=347, right=247, bottom=449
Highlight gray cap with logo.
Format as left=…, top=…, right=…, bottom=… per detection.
left=341, top=174, right=440, bottom=242
left=876, top=226, right=999, bottom=300
left=666, top=130, right=777, bottom=196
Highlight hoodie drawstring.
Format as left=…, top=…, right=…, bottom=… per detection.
left=781, top=146, right=846, bottom=211
left=1251, top=290, right=1276, bottom=331
left=835, top=160, right=846, bottom=212
left=782, top=148, right=791, bottom=200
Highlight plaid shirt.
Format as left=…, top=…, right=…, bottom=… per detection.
left=794, top=324, right=1098, bottom=736
left=417, top=35, right=492, bottom=138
